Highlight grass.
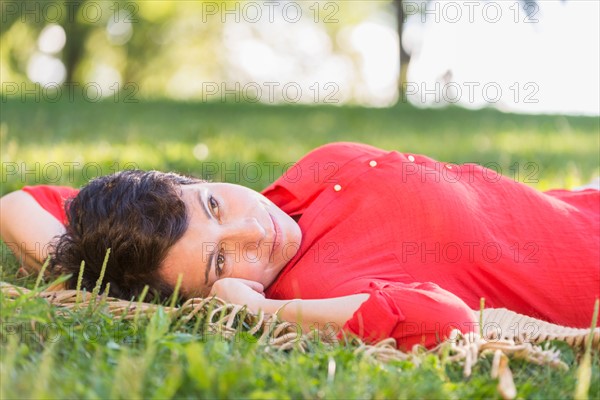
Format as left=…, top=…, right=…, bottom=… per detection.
left=1, top=98, right=599, bottom=399
left=1, top=98, right=599, bottom=194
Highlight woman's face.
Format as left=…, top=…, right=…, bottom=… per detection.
left=160, top=182, right=302, bottom=297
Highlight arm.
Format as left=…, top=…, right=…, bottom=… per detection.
left=211, top=278, right=477, bottom=349
left=0, top=190, right=65, bottom=273
left=210, top=278, right=369, bottom=333
left=258, top=295, right=370, bottom=333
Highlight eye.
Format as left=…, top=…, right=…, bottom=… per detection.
left=208, top=195, right=220, bottom=218
left=215, top=248, right=225, bottom=276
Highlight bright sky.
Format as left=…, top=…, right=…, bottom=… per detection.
left=405, top=0, right=600, bottom=115
left=26, top=1, right=599, bottom=115
left=221, top=0, right=599, bottom=114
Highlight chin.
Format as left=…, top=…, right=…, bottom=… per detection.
left=262, top=260, right=287, bottom=288
left=283, top=215, right=302, bottom=244
left=260, top=272, right=277, bottom=289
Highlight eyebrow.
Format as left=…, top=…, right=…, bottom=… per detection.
left=198, top=191, right=215, bottom=285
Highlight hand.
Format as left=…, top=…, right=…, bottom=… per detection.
left=209, top=278, right=266, bottom=312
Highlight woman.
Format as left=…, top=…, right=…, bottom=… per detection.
left=1, top=142, right=599, bottom=350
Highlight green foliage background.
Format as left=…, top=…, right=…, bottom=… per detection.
left=1, top=98, right=599, bottom=399
left=2, top=99, right=599, bottom=196
left=1, top=1, right=598, bottom=398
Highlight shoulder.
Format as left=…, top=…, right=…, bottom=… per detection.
left=261, top=142, right=388, bottom=215
left=285, top=142, right=388, bottom=184
left=21, top=185, right=79, bottom=201
left=263, top=142, right=388, bottom=193
left=0, top=189, right=68, bottom=269
left=298, top=142, right=385, bottom=165
left=20, top=185, right=79, bottom=224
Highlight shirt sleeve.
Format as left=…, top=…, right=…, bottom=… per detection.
left=21, top=185, right=79, bottom=225
left=343, top=281, right=477, bottom=350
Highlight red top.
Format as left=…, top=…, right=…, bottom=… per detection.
left=22, top=185, right=79, bottom=225
left=261, top=142, right=600, bottom=348
left=22, top=143, right=600, bottom=349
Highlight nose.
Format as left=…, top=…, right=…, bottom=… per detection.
left=224, top=217, right=266, bottom=245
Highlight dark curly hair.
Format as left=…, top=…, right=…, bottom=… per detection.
left=50, top=170, right=203, bottom=301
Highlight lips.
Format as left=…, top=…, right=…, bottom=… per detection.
left=268, top=212, right=281, bottom=259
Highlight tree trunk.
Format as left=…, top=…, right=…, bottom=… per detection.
left=395, top=0, right=411, bottom=97
left=62, top=0, right=86, bottom=85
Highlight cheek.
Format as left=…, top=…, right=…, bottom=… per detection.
left=230, top=187, right=258, bottom=204
left=162, top=260, right=195, bottom=289
left=229, top=262, right=263, bottom=281
left=161, top=241, right=205, bottom=292
left=181, top=281, right=204, bottom=299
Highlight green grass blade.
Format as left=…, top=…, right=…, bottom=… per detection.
left=33, top=256, right=50, bottom=291
left=574, top=298, right=599, bottom=400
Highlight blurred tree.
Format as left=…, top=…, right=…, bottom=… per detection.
left=393, top=0, right=410, bottom=96
left=62, top=0, right=90, bottom=83
left=0, top=0, right=100, bottom=84
left=0, top=0, right=225, bottom=92
left=393, top=0, right=544, bottom=95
